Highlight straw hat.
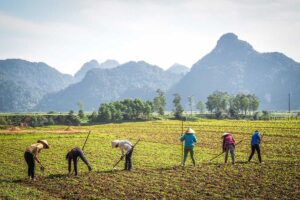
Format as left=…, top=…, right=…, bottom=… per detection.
left=222, top=132, right=232, bottom=138
left=186, top=128, right=195, bottom=134
left=112, top=140, right=120, bottom=148
left=37, top=140, right=49, bottom=149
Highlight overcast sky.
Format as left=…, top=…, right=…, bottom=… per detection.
left=0, top=0, right=299, bottom=75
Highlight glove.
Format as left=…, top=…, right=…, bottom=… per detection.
left=88, top=166, right=92, bottom=172
left=40, top=166, right=45, bottom=172
left=120, top=155, right=124, bottom=160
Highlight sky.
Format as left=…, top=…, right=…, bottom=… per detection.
left=0, top=0, right=299, bottom=75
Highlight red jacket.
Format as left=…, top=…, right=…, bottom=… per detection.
left=223, top=134, right=235, bottom=150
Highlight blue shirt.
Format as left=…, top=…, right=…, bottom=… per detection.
left=180, top=133, right=197, bottom=148
left=251, top=132, right=261, bottom=145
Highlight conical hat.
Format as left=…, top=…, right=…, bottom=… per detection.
left=37, top=140, right=49, bottom=149
left=186, top=128, right=195, bottom=134
left=112, top=140, right=120, bottom=148
left=222, top=132, right=231, bottom=137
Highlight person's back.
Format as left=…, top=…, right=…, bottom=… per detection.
left=66, top=147, right=92, bottom=176
left=249, top=130, right=262, bottom=163
left=222, top=133, right=235, bottom=164
left=180, top=128, right=197, bottom=166
left=224, top=134, right=235, bottom=146
left=181, top=134, right=197, bottom=147
left=251, top=131, right=261, bottom=145
left=112, top=140, right=134, bottom=171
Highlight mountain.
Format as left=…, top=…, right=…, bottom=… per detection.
left=166, top=63, right=189, bottom=75
left=36, top=61, right=183, bottom=111
left=168, top=33, right=300, bottom=110
left=74, top=59, right=119, bottom=82
left=0, top=59, right=73, bottom=112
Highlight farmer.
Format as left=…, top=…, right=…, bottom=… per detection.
left=66, top=147, right=92, bottom=176
left=180, top=128, right=197, bottom=167
left=248, top=130, right=262, bottom=163
left=112, top=140, right=133, bottom=171
left=24, top=140, right=49, bottom=180
left=222, top=132, right=236, bottom=164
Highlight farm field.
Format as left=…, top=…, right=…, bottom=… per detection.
left=0, top=119, right=299, bottom=199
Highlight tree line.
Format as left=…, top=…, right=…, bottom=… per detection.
left=0, top=89, right=262, bottom=126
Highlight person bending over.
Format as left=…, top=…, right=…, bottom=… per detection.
left=66, top=147, right=92, bottom=176
left=112, top=140, right=133, bottom=171
left=24, top=140, right=49, bottom=180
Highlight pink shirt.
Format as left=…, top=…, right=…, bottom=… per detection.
left=223, top=134, right=235, bottom=149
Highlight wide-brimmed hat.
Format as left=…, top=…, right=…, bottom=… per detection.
left=222, top=132, right=231, bottom=137
left=112, top=140, right=120, bottom=148
left=37, top=140, right=49, bottom=149
left=186, top=128, right=195, bottom=134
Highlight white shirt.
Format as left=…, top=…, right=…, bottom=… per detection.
left=118, top=140, right=133, bottom=155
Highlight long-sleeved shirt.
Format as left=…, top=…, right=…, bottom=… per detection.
left=25, top=143, right=44, bottom=158
left=117, top=140, right=133, bottom=155
left=251, top=132, right=261, bottom=145
left=223, top=134, right=235, bottom=149
left=180, top=133, right=197, bottom=148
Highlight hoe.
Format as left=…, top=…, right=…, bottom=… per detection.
left=112, top=138, right=141, bottom=171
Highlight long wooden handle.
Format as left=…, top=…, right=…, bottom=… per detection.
left=209, top=139, right=244, bottom=162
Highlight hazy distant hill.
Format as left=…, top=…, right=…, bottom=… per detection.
left=166, top=63, right=189, bottom=75
left=168, top=33, right=300, bottom=110
left=0, top=59, right=73, bottom=112
left=2, top=33, right=299, bottom=112
left=37, top=61, right=183, bottom=111
left=74, top=59, right=119, bottom=82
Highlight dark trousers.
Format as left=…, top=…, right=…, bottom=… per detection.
left=183, top=147, right=196, bottom=166
left=68, top=148, right=91, bottom=175
left=125, top=149, right=133, bottom=170
left=24, top=152, right=35, bottom=179
left=248, top=144, right=262, bottom=162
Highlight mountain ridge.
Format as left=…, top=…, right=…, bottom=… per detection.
left=168, top=33, right=300, bottom=110
left=36, top=61, right=184, bottom=111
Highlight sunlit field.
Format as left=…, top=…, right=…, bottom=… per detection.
left=0, top=119, right=299, bottom=199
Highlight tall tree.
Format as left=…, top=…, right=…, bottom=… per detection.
left=206, top=91, right=229, bottom=113
left=98, top=103, right=112, bottom=122
left=248, top=94, right=260, bottom=113
left=173, top=93, right=184, bottom=119
left=153, top=89, right=166, bottom=115
left=196, top=100, right=205, bottom=113
left=77, top=101, right=84, bottom=119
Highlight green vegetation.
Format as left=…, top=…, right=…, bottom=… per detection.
left=0, top=119, right=299, bottom=199
left=173, top=93, right=184, bottom=119
left=153, top=89, right=166, bottom=116
left=97, top=98, right=153, bottom=122
left=206, top=91, right=260, bottom=118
